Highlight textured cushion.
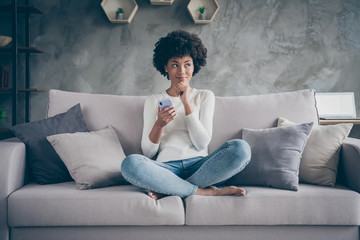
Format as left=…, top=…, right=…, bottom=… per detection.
left=47, top=126, right=126, bottom=189
left=227, top=123, right=313, bottom=191
left=10, top=104, right=88, bottom=184
left=8, top=183, right=185, bottom=226
left=185, top=184, right=360, bottom=226
left=278, top=117, right=353, bottom=186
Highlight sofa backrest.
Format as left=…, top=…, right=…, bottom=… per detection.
left=47, top=89, right=319, bottom=155
left=47, top=90, right=146, bottom=156
left=210, top=89, right=319, bottom=152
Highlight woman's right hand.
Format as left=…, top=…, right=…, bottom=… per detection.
left=155, top=106, right=177, bottom=128
left=149, top=106, right=177, bottom=144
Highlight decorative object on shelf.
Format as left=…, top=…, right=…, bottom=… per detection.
left=149, top=0, right=174, bottom=5
left=198, top=6, right=206, bottom=20
left=0, top=35, right=12, bottom=47
left=101, top=0, right=138, bottom=24
left=187, top=0, right=219, bottom=24
left=116, top=7, right=124, bottom=20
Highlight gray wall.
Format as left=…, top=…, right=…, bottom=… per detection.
left=1, top=0, right=360, bottom=136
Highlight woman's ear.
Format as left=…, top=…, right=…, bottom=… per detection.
left=164, top=66, right=169, bottom=80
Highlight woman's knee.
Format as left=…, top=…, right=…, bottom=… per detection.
left=227, top=139, right=251, bottom=165
left=121, top=154, right=144, bottom=176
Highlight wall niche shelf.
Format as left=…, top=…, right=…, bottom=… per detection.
left=187, top=0, right=219, bottom=24
left=150, top=0, right=174, bottom=5
left=101, top=0, right=138, bottom=24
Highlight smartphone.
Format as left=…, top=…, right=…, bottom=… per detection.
left=158, top=98, right=173, bottom=110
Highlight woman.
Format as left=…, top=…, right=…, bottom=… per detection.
left=121, top=30, right=251, bottom=200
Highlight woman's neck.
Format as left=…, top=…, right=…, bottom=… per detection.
left=166, top=88, right=178, bottom=97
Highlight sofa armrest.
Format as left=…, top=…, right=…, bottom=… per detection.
left=340, top=137, right=360, bottom=193
left=0, top=139, right=26, bottom=240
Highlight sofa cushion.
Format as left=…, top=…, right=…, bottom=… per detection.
left=227, top=123, right=313, bottom=191
left=185, top=184, right=360, bottom=226
left=10, top=104, right=89, bottom=184
left=47, top=126, right=127, bottom=190
left=277, top=117, right=353, bottom=186
left=8, top=182, right=185, bottom=227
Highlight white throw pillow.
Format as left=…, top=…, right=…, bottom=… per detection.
left=47, top=126, right=126, bottom=189
left=277, top=117, right=352, bottom=186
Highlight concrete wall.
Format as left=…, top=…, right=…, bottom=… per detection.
left=1, top=0, right=360, bottom=136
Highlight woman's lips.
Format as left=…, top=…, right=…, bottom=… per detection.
left=177, top=77, right=186, bottom=81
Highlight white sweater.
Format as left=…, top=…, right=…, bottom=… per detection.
left=141, top=89, right=215, bottom=163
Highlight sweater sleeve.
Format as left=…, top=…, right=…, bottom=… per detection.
left=141, top=95, right=160, bottom=158
left=185, top=90, right=215, bottom=151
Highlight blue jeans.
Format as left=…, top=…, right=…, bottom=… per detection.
left=121, top=139, right=251, bottom=198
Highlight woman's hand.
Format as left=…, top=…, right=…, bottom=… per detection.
left=175, top=83, right=193, bottom=115
left=155, top=106, right=177, bottom=128
left=175, top=82, right=191, bottom=103
left=149, top=106, right=177, bottom=144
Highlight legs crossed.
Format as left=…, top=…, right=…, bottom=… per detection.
left=121, top=139, right=251, bottom=199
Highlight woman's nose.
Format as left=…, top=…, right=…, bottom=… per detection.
left=178, top=65, right=185, bottom=73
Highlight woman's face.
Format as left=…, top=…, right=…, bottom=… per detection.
left=165, top=56, right=194, bottom=86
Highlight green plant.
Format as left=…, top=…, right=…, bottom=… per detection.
left=0, top=107, right=5, bottom=121
left=198, top=6, right=205, bottom=14
left=117, top=8, right=123, bottom=14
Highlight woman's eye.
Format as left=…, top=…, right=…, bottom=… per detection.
left=172, top=64, right=178, bottom=67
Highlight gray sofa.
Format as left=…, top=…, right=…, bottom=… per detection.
left=1, top=89, right=360, bottom=240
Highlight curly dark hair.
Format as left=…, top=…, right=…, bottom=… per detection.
left=153, top=30, right=207, bottom=78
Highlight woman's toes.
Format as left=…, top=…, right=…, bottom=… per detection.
left=148, top=191, right=158, bottom=200
left=236, top=187, right=246, bottom=196
left=148, top=191, right=167, bottom=200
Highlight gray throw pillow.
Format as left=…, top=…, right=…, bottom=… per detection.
left=10, top=104, right=89, bottom=184
left=227, top=122, right=313, bottom=191
left=47, top=126, right=126, bottom=189
left=278, top=117, right=352, bottom=186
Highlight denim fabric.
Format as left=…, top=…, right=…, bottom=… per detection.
left=121, top=139, right=251, bottom=198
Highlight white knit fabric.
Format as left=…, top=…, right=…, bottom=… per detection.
left=141, top=89, right=215, bottom=162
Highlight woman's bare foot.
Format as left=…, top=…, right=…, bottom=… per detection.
left=147, top=190, right=167, bottom=200
left=147, top=186, right=245, bottom=199
left=196, top=186, right=246, bottom=196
